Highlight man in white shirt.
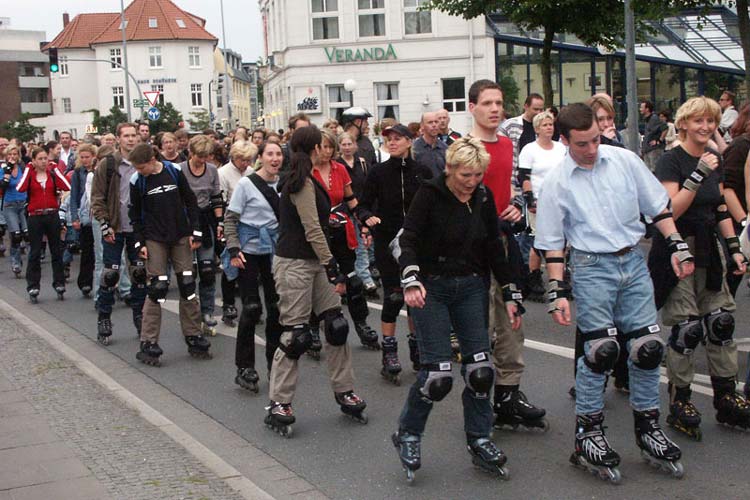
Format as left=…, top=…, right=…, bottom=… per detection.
left=59, top=131, right=75, bottom=171
left=719, top=91, right=739, bottom=142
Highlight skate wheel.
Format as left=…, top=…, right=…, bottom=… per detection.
left=498, top=466, right=510, bottom=480
left=282, top=425, right=293, bottom=438
left=405, top=468, right=415, bottom=484
left=669, top=460, right=684, bottom=479
left=98, top=336, right=110, bottom=346
left=605, top=467, right=621, bottom=484
left=538, top=418, right=551, bottom=433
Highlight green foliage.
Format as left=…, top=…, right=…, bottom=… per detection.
left=85, top=106, right=128, bottom=135
left=147, top=102, right=183, bottom=134
left=187, top=108, right=211, bottom=131
left=0, top=113, right=45, bottom=142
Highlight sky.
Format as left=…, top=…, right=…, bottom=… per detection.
left=3, top=0, right=264, bottom=62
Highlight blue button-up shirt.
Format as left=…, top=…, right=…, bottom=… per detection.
left=535, top=144, right=669, bottom=253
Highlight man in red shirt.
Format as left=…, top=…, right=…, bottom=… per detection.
left=468, top=79, right=548, bottom=431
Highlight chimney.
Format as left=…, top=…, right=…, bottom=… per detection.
left=63, top=13, right=70, bottom=27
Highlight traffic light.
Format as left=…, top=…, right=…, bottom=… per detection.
left=217, top=74, right=224, bottom=91
left=49, top=47, right=59, bottom=73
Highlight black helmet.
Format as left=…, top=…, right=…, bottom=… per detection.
left=341, top=107, right=372, bottom=127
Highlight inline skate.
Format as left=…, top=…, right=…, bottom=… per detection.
left=392, top=430, right=420, bottom=484
left=28, top=288, right=39, bottom=304
left=407, top=333, right=420, bottom=371
left=235, top=367, right=259, bottom=393
left=201, top=313, right=217, bottom=336
left=494, top=386, right=549, bottom=431
left=54, top=284, right=65, bottom=301
left=467, top=437, right=509, bottom=479
left=97, top=315, right=113, bottom=345
left=335, top=391, right=368, bottom=424
left=185, top=335, right=212, bottom=359
left=713, top=376, right=750, bottom=430
left=634, top=409, right=684, bottom=478
left=354, top=321, right=380, bottom=350
left=222, top=304, right=238, bottom=327
left=381, top=336, right=402, bottom=385
left=667, top=385, right=702, bottom=441
left=264, top=401, right=294, bottom=438
left=136, top=341, right=163, bottom=366
left=570, top=412, right=621, bottom=484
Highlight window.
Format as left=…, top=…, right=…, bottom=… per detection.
left=375, top=82, right=399, bottom=120
left=110, top=48, right=122, bottom=70
left=62, top=98, right=71, bottom=113
left=327, top=85, right=351, bottom=121
left=176, top=18, right=186, bottom=28
left=112, top=87, right=124, bottom=109
left=150, top=84, right=165, bottom=106
left=404, top=0, right=431, bottom=35
left=191, top=83, right=203, bottom=107
left=149, top=47, right=162, bottom=68
left=188, top=46, right=200, bottom=67
left=442, top=78, right=466, bottom=112
left=148, top=17, right=158, bottom=28
left=59, top=56, right=68, bottom=76
left=358, top=0, right=385, bottom=37
left=312, top=0, right=339, bottom=40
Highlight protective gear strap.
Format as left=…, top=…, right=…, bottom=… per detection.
left=546, top=279, right=572, bottom=314
left=209, top=192, right=225, bottom=210
left=666, top=233, right=694, bottom=264
left=683, top=159, right=714, bottom=192
left=501, top=283, right=526, bottom=316
left=625, top=325, right=665, bottom=370
left=726, top=235, right=742, bottom=255
left=544, top=256, right=565, bottom=264
left=130, top=260, right=147, bottom=285
left=651, top=212, right=673, bottom=224
left=240, top=301, right=262, bottom=325
left=419, top=361, right=453, bottom=402
left=401, top=266, right=422, bottom=290
left=198, top=258, right=216, bottom=285
left=582, top=333, right=620, bottom=374
left=10, top=231, right=23, bottom=246
left=462, top=352, right=494, bottom=399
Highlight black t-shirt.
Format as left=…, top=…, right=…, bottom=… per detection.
left=722, top=134, right=750, bottom=214
left=655, top=145, right=723, bottom=234
left=518, top=118, right=536, bottom=154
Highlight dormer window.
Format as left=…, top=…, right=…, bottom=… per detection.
left=176, top=19, right=186, bottom=28
left=149, top=17, right=158, bottom=28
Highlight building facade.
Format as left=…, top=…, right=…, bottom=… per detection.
left=0, top=21, right=51, bottom=125
left=212, top=48, right=254, bottom=130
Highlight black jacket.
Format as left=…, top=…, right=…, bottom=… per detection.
left=275, top=176, right=331, bottom=261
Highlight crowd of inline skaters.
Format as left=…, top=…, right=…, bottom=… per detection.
left=1, top=78, right=750, bottom=485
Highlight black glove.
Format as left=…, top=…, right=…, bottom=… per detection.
left=546, top=279, right=572, bottom=314
left=725, top=235, right=748, bottom=270
left=522, top=190, right=536, bottom=210
left=324, top=258, right=345, bottom=285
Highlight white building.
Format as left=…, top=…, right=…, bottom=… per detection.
left=35, top=0, right=217, bottom=139
left=258, top=0, right=493, bottom=134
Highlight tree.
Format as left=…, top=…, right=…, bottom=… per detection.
left=187, top=108, right=211, bottom=131
left=0, top=113, right=45, bottom=142
left=735, top=0, right=750, bottom=100
left=425, top=0, right=714, bottom=106
left=85, top=106, right=127, bottom=135
left=147, top=102, right=183, bottom=134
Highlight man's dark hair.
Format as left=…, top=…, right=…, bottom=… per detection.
left=288, top=113, right=311, bottom=131
left=202, top=129, right=217, bottom=138
left=658, top=109, right=672, bottom=121
left=525, top=93, right=544, bottom=106
left=43, top=140, right=58, bottom=153
left=129, top=143, right=156, bottom=165
left=722, top=90, right=736, bottom=106
left=252, top=128, right=267, bottom=139
left=468, top=79, right=503, bottom=105
left=59, top=131, right=72, bottom=139
left=557, top=103, right=595, bottom=139
left=642, top=101, right=654, bottom=113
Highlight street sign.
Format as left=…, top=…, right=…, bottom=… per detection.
left=147, top=107, right=161, bottom=121
left=133, top=98, right=148, bottom=107
left=143, top=91, right=160, bottom=107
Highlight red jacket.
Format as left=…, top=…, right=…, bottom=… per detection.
left=16, top=162, right=71, bottom=213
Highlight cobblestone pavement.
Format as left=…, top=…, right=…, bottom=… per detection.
left=0, top=313, right=246, bottom=500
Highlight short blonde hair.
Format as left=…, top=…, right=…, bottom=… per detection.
left=75, top=143, right=98, bottom=168
left=338, top=132, right=358, bottom=151
left=229, top=140, right=258, bottom=161
left=320, top=129, right=339, bottom=157
left=446, top=137, right=490, bottom=174
left=189, top=134, right=214, bottom=157
left=675, top=96, right=722, bottom=141
left=532, top=111, right=555, bottom=131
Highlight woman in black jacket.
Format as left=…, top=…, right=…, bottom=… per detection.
left=358, top=124, right=433, bottom=384
left=392, top=137, right=522, bottom=482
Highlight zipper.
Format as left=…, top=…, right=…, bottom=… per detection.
left=400, top=158, right=406, bottom=218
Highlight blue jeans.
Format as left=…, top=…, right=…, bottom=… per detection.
left=92, top=220, right=131, bottom=303
left=3, top=201, right=27, bottom=270
left=62, top=226, right=79, bottom=265
left=571, top=247, right=661, bottom=415
left=97, top=232, right=145, bottom=316
left=353, top=220, right=375, bottom=287
left=399, top=275, right=493, bottom=439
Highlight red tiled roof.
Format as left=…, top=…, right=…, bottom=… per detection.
left=90, top=0, right=218, bottom=45
left=43, top=13, right=119, bottom=50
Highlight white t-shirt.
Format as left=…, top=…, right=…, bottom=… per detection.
left=518, top=141, right=567, bottom=198
left=219, top=161, right=250, bottom=205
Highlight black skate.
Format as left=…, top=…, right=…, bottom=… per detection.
left=714, top=390, right=750, bottom=430
left=54, top=284, right=65, bottom=301
left=185, top=335, right=212, bottom=359
left=381, top=337, right=402, bottom=385
left=450, top=333, right=461, bottom=363
left=494, top=387, right=549, bottom=431
left=354, top=321, right=380, bottom=350
left=28, top=288, right=39, bottom=304
left=264, top=401, right=294, bottom=438
left=526, top=269, right=546, bottom=303
left=97, top=316, right=113, bottom=346
left=136, top=341, right=163, bottom=366
left=307, top=324, right=322, bottom=360
left=201, top=313, right=217, bottom=337
left=467, top=437, right=509, bottom=479
left=392, top=430, right=420, bottom=484
left=570, top=413, right=622, bottom=484
left=634, top=409, right=684, bottom=478
left=133, top=311, right=143, bottom=338
left=667, top=385, right=702, bottom=441
left=12, top=265, right=21, bottom=278
left=80, top=285, right=92, bottom=298
left=222, top=304, right=238, bottom=326
left=407, top=333, right=420, bottom=371
left=235, top=367, right=259, bottom=393
left=335, top=390, right=368, bottom=424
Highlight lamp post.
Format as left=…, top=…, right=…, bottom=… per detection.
left=344, top=79, right=356, bottom=107
left=120, top=0, right=131, bottom=122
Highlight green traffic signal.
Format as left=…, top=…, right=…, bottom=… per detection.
left=49, top=47, right=59, bottom=73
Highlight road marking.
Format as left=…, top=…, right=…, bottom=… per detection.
left=0, top=298, right=275, bottom=500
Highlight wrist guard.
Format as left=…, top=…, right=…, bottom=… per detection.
left=666, top=233, right=694, bottom=263
left=100, top=221, right=114, bottom=238
left=501, top=283, right=526, bottom=315
left=683, top=159, right=713, bottom=192
left=726, top=235, right=743, bottom=255
left=546, top=280, right=572, bottom=314
left=522, top=190, right=536, bottom=210
left=400, top=265, right=422, bottom=290
left=324, top=258, right=345, bottom=285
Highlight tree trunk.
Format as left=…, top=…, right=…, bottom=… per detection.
left=737, top=0, right=750, bottom=100
left=541, top=28, right=555, bottom=107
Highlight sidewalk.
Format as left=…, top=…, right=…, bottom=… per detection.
left=0, top=312, right=245, bottom=500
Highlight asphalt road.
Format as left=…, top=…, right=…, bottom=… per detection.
left=2, top=254, right=749, bottom=500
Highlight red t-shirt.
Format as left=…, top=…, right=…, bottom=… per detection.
left=481, top=135, right=513, bottom=216
left=313, top=161, right=357, bottom=249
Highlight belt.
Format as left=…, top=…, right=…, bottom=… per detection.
left=29, top=209, right=57, bottom=216
left=611, top=246, right=635, bottom=256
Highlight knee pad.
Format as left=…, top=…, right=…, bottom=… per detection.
left=419, top=362, right=453, bottom=402
left=346, top=273, right=368, bottom=320
left=581, top=327, right=620, bottom=374
left=323, top=308, right=349, bottom=346
left=148, top=275, right=169, bottom=303
left=130, top=260, right=148, bottom=286
left=280, top=324, right=313, bottom=360
left=100, top=266, right=120, bottom=291
left=382, top=288, right=404, bottom=323
left=463, top=352, right=494, bottom=399
left=176, top=271, right=197, bottom=300
left=669, top=318, right=704, bottom=354
left=704, top=309, right=734, bottom=346
left=22, top=230, right=29, bottom=243
left=240, top=301, right=262, bottom=325
left=627, top=325, right=665, bottom=370
left=10, top=231, right=23, bottom=247
left=198, top=259, right=216, bottom=286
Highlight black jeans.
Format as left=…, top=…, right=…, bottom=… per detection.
left=221, top=272, right=238, bottom=308
left=26, top=213, right=65, bottom=291
left=77, top=225, right=95, bottom=291
left=234, top=252, right=282, bottom=373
